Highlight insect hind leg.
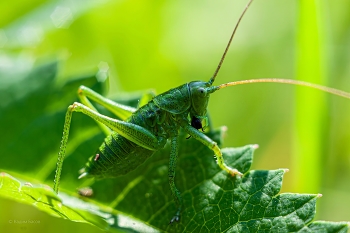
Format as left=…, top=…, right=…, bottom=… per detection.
left=169, top=136, right=182, bottom=223
left=54, top=104, right=75, bottom=193
left=78, top=86, right=136, bottom=129
left=54, top=101, right=165, bottom=193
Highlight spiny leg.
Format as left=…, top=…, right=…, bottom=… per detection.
left=54, top=102, right=165, bottom=193
left=54, top=86, right=137, bottom=191
left=70, top=103, right=165, bottom=150
left=78, top=86, right=157, bottom=135
left=169, top=136, right=182, bottom=223
left=78, top=85, right=136, bottom=120
left=182, top=124, right=242, bottom=176
left=54, top=105, right=73, bottom=193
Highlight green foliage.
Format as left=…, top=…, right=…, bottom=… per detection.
left=1, top=141, right=349, bottom=232
left=1, top=0, right=350, bottom=232
left=0, top=63, right=349, bottom=232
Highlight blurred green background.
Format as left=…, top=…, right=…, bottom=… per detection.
left=0, top=0, right=349, bottom=232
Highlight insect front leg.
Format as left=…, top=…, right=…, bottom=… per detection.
left=168, top=136, right=182, bottom=223
left=182, top=124, right=243, bottom=177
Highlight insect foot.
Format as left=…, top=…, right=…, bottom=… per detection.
left=227, top=167, right=243, bottom=177
left=214, top=147, right=243, bottom=177
left=169, top=211, right=180, bottom=224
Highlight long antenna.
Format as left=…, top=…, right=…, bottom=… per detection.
left=208, top=0, right=254, bottom=85
left=212, top=78, right=350, bottom=99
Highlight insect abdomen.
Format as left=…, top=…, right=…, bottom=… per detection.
left=82, top=132, right=154, bottom=179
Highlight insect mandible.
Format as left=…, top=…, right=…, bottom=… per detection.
left=53, top=0, right=350, bottom=223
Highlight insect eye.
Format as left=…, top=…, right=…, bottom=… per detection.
left=198, top=88, right=206, bottom=96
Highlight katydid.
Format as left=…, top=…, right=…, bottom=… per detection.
left=53, top=0, right=350, bottom=223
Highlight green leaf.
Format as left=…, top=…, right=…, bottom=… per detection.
left=0, top=64, right=349, bottom=231
left=0, top=126, right=349, bottom=232
left=0, top=172, right=155, bottom=232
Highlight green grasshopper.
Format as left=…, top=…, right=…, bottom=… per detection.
left=53, top=0, right=350, bottom=223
